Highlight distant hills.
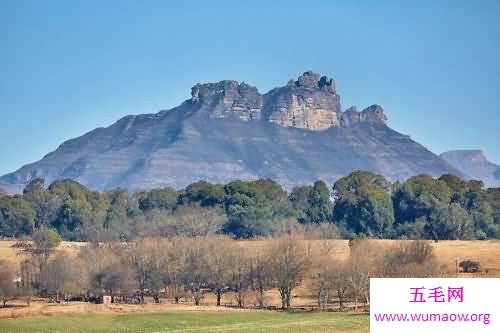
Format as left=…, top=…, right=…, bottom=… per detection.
left=440, top=150, right=500, bottom=188
left=0, top=71, right=481, bottom=193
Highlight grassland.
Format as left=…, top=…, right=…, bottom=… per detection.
left=0, top=310, right=369, bottom=333
left=0, top=239, right=498, bottom=332
left=2, top=239, right=500, bottom=276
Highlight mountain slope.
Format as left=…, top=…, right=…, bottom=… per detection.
left=0, top=72, right=462, bottom=192
left=440, top=150, right=500, bottom=188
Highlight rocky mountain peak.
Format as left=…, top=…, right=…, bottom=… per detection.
left=190, top=80, right=262, bottom=121
left=293, top=71, right=336, bottom=93
left=187, top=72, right=383, bottom=130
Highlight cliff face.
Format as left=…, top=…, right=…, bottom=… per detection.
left=0, top=71, right=462, bottom=193
left=191, top=80, right=263, bottom=121
left=262, top=71, right=342, bottom=130
left=440, top=150, right=500, bottom=188
left=189, top=71, right=385, bottom=130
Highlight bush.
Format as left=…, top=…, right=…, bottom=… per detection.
left=459, top=260, right=480, bottom=273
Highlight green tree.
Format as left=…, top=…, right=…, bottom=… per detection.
left=304, top=181, right=333, bottom=224
left=424, top=203, right=474, bottom=240
left=0, top=195, right=36, bottom=237
left=178, top=181, right=225, bottom=207
left=289, top=185, right=312, bottom=223
left=290, top=181, right=333, bottom=224
left=48, top=179, right=108, bottom=240
left=136, top=187, right=178, bottom=211
left=462, top=180, right=494, bottom=239
left=223, top=179, right=292, bottom=238
left=333, top=171, right=394, bottom=237
left=393, top=175, right=452, bottom=225
left=23, top=178, right=62, bottom=229
left=101, top=188, right=138, bottom=241
left=487, top=187, right=500, bottom=237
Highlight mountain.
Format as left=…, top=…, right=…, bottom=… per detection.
left=440, top=150, right=500, bottom=188
left=0, top=71, right=462, bottom=193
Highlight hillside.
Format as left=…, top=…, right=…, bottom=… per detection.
left=440, top=150, right=500, bottom=188
left=0, top=71, right=461, bottom=192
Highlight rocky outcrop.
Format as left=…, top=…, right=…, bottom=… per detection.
left=340, top=105, right=387, bottom=127
left=262, top=71, right=341, bottom=130
left=191, top=80, right=262, bottom=121
left=188, top=71, right=384, bottom=131
left=440, top=150, right=500, bottom=187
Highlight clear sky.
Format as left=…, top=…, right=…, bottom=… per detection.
left=1, top=0, right=499, bottom=176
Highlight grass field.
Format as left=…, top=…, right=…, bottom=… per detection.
left=2, top=239, right=500, bottom=276
left=0, top=239, right=497, bottom=333
left=0, top=311, right=369, bottom=333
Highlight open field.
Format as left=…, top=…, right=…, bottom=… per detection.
left=0, top=309, right=369, bottom=333
left=3, top=239, right=499, bottom=276
left=0, top=239, right=497, bottom=332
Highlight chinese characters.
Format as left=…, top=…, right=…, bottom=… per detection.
left=410, top=286, right=463, bottom=303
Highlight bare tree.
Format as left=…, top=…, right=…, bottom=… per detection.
left=0, top=259, right=16, bottom=307
left=163, top=238, right=187, bottom=303
left=331, top=261, right=349, bottom=311
left=228, top=245, right=252, bottom=308
left=381, top=240, right=439, bottom=278
left=248, top=246, right=273, bottom=309
left=77, top=244, right=129, bottom=303
left=310, top=257, right=335, bottom=310
left=345, top=238, right=377, bottom=308
left=125, top=238, right=166, bottom=304
left=41, top=253, right=79, bottom=302
left=269, top=235, right=310, bottom=310
left=203, top=236, right=233, bottom=306
left=180, top=237, right=208, bottom=305
left=271, top=219, right=304, bottom=237
left=13, top=228, right=62, bottom=290
left=168, top=205, right=226, bottom=237
left=303, top=223, right=340, bottom=240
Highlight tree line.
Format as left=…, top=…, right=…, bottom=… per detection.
left=1, top=171, right=499, bottom=241
left=0, top=228, right=441, bottom=309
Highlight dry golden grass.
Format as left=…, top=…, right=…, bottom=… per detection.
left=0, top=240, right=85, bottom=265
left=0, top=239, right=497, bottom=322
left=1, top=239, right=499, bottom=275
left=0, top=298, right=257, bottom=319
left=236, top=239, right=500, bottom=276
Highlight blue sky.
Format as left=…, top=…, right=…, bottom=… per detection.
left=1, top=0, right=499, bottom=176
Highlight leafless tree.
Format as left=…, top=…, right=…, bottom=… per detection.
left=248, top=246, right=273, bottom=309
left=303, top=223, right=340, bottom=240
left=331, top=261, right=349, bottom=311
left=77, top=244, right=131, bottom=302
left=381, top=240, right=440, bottom=278
left=345, top=238, right=378, bottom=308
left=228, top=245, right=252, bottom=308
left=269, top=235, right=311, bottom=310
left=271, top=219, right=304, bottom=237
left=310, top=257, right=335, bottom=310
left=180, top=237, right=208, bottom=305
left=41, top=253, right=79, bottom=302
left=163, top=238, right=188, bottom=303
left=125, top=238, right=166, bottom=304
left=203, top=236, right=233, bottom=306
left=18, top=259, right=34, bottom=305
left=0, top=259, right=16, bottom=307
left=168, top=205, right=226, bottom=237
